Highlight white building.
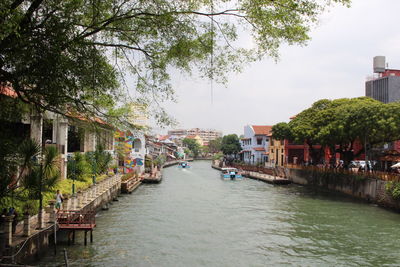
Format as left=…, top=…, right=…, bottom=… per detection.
left=240, top=125, right=272, bottom=165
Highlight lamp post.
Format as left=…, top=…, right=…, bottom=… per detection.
left=92, top=161, right=97, bottom=185
left=71, top=158, right=76, bottom=196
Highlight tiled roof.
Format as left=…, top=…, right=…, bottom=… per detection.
left=0, top=85, right=17, bottom=98
left=253, top=147, right=265, bottom=151
left=158, top=135, right=170, bottom=141
left=252, top=125, right=272, bottom=136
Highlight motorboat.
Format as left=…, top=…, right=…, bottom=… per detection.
left=178, top=161, right=191, bottom=168
left=220, top=168, right=243, bottom=180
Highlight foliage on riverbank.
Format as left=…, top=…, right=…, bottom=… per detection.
left=385, top=181, right=400, bottom=199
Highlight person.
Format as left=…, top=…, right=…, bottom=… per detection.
left=55, top=190, right=64, bottom=212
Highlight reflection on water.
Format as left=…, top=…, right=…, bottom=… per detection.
left=37, top=161, right=400, bottom=266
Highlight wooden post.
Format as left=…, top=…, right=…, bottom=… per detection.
left=72, top=230, right=75, bottom=244
left=90, top=230, right=93, bottom=243
left=84, top=231, right=87, bottom=246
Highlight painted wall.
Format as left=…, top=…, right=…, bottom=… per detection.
left=115, top=130, right=145, bottom=174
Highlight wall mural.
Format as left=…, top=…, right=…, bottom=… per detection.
left=115, top=130, right=144, bottom=173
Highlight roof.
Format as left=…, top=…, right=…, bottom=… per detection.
left=252, top=125, right=272, bottom=136
left=253, top=147, right=265, bottom=151
left=158, top=135, right=170, bottom=141
left=0, top=85, right=17, bottom=98
left=186, top=135, right=198, bottom=139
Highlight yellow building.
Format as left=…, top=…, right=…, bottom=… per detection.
left=268, top=137, right=285, bottom=167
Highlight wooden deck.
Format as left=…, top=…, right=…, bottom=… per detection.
left=57, top=210, right=96, bottom=230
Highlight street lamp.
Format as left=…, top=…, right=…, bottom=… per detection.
left=71, top=157, right=76, bottom=196
left=92, top=161, right=97, bottom=185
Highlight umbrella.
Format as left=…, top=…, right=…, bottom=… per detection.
left=391, top=162, right=400, bottom=168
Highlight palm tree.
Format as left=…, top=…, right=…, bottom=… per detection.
left=0, top=139, right=41, bottom=208
left=22, top=143, right=60, bottom=228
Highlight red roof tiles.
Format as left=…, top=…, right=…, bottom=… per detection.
left=252, top=125, right=272, bottom=136
left=0, top=85, right=17, bottom=98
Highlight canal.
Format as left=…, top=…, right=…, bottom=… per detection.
left=38, top=161, right=400, bottom=266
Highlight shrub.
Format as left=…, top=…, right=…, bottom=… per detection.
left=85, top=145, right=113, bottom=175
left=386, top=181, right=400, bottom=199
left=67, top=152, right=91, bottom=181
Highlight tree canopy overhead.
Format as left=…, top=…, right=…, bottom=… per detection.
left=1, top=0, right=351, bottom=125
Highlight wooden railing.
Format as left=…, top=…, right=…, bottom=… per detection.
left=57, top=210, right=96, bottom=229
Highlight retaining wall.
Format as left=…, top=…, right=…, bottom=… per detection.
left=287, top=168, right=400, bottom=211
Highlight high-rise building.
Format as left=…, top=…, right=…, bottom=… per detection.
left=365, top=56, right=400, bottom=103
left=168, top=128, right=222, bottom=143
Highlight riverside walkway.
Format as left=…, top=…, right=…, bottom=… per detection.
left=0, top=174, right=121, bottom=264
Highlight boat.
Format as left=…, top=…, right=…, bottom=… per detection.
left=178, top=161, right=191, bottom=168
left=220, top=168, right=243, bottom=180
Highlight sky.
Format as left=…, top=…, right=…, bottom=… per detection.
left=157, top=0, right=400, bottom=136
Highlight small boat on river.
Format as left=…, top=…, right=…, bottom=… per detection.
left=220, top=168, right=243, bottom=180
left=178, top=161, right=191, bottom=169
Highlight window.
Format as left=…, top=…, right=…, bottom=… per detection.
left=257, top=138, right=262, bottom=145
left=271, top=149, right=274, bottom=153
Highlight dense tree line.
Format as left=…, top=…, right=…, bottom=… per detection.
left=272, top=97, right=400, bottom=167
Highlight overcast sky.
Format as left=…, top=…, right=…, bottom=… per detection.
left=157, top=0, right=400, bottom=136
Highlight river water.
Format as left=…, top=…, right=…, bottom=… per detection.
left=38, top=160, right=400, bottom=266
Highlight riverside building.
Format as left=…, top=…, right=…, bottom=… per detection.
left=168, top=128, right=222, bottom=143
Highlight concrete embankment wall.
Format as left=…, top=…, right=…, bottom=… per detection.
left=286, top=168, right=400, bottom=211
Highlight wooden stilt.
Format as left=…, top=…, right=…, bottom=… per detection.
left=67, top=231, right=71, bottom=246
left=72, top=230, right=75, bottom=244
left=84, top=231, right=87, bottom=246
left=90, top=230, right=93, bottom=243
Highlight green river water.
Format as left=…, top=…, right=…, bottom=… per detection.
left=37, top=160, right=400, bottom=266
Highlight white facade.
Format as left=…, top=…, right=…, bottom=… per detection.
left=240, top=125, right=271, bottom=165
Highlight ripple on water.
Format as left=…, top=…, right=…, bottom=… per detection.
left=36, top=161, right=400, bottom=267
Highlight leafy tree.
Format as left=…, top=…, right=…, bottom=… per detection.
left=200, top=145, right=210, bottom=157
left=208, top=137, right=222, bottom=153
left=0, top=0, right=350, bottom=126
left=221, top=134, right=242, bottom=156
left=85, top=144, right=113, bottom=175
left=67, top=152, right=91, bottom=181
left=22, top=144, right=60, bottom=226
left=153, top=154, right=167, bottom=167
left=273, top=97, right=400, bottom=167
left=183, top=138, right=201, bottom=158
left=0, top=138, right=40, bottom=207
